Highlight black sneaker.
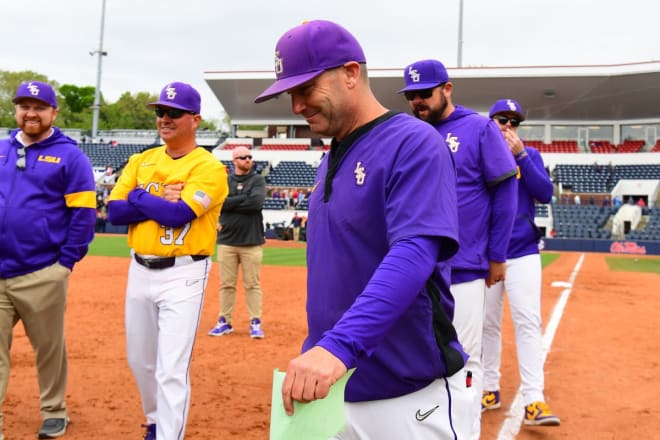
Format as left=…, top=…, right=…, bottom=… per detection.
left=38, top=417, right=69, bottom=438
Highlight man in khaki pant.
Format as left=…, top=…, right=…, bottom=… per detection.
left=208, top=146, right=267, bottom=339
left=0, top=81, right=96, bottom=439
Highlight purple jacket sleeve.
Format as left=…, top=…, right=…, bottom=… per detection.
left=488, top=175, right=518, bottom=262
left=316, top=236, right=441, bottom=368
left=59, top=207, right=96, bottom=270
left=107, top=200, right=150, bottom=225
left=127, top=188, right=197, bottom=228
left=517, top=148, right=553, bottom=203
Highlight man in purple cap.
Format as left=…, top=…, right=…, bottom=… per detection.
left=400, top=59, right=518, bottom=439
left=482, top=99, right=560, bottom=426
left=256, top=20, right=472, bottom=439
left=0, top=80, right=97, bottom=439
left=107, top=82, right=228, bottom=440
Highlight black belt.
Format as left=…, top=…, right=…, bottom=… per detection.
left=134, top=254, right=207, bottom=270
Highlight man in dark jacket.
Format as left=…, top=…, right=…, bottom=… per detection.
left=208, top=146, right=267, bottom=338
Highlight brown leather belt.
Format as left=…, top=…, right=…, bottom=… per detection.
left=134, top=254, right=207, bottom=270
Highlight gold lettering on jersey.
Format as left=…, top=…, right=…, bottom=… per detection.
left=37, top=155, right=61, bottom=164
left=143, top=182, right=162, bottom=194
left=354, top=161, right=366, bottom=185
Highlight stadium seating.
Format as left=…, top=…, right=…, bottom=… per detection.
left=260, top=144, right=310, bottom=151
left=553, top=164, right=660, bottom=193
left=535, top=204, right=550, bottom=217
left=266, top=161, right=316, bottom=187
left=589, top=139, right=645, bottom=153
left=553, top=164, right=610, bottom=192
left=220, top=160, right=268, bottom=175
left=626, top=207, right=660, bottom=241
left=615, top=140, right=645, bottom=153
left=222, top=143, right=253, bottom=150
left=552, top=205, right=614, bottom=239
left=526, top=140, right=580, bottom=153
left=79, top=142, right=150, bottom=169
left=263, top=197, right=287, bottom=210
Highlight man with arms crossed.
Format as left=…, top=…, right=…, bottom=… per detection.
left=255, top=20, right=471, bottom=439
left=107, top=82, right=228, bottom=440
left=400, top=59, right=518, bottom=439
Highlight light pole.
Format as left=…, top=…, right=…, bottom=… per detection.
left=457, top=0, right=464, bottom=68
left=91, top=0, right=107, bottom=142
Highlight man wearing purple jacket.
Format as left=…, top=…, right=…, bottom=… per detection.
left=0, top=81, right=96, bottom=439
left=400, top=60, right=518, bottom=439
left=481, top=99, right=560, bottom=426
left=256, top=20, right=472, bottom=439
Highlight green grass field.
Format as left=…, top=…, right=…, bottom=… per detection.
left=89, top=235, right=567, bottom=269
left=88, top=235, right=307, bottom=265
left=605, top=256, right=660, bottom=274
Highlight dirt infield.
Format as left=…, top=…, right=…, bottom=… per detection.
left=3, top=244, right=659, bottom=439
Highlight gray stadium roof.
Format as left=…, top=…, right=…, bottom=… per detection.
left=205, top=60, right=660, bottom=126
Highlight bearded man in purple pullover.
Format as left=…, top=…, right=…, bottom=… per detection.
left=401, top=59, right=518, bottom=440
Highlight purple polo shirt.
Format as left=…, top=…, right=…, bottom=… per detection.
left=434, top=106, right=518, bottom=283
left=303, top=112, right=464, bottom=402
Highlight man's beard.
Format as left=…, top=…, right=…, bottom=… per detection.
left=412, top=95, right=448, bottom=125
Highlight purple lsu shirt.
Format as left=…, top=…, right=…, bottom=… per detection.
left=303, top=113, right=463, bottom=401
left=508, top=146, right=553, bottom=258
left=435, top=106, right=518, bottom=283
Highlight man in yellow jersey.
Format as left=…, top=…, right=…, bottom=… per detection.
left=107, top=82, right=228, bottom=440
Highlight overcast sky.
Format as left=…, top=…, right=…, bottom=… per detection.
left=2, top=0, right=658, bottom=124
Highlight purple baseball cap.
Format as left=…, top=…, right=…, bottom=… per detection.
left=489, top=99, right=525, bottom=121
left=398, top=59, right=449, bottom=93
left=148, top=82, right=201, bottom=113
left=254, top=20, right=366, bottom=103
left=12, top=81, right=58, bottom=108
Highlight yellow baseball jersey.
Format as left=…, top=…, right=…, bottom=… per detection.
left=108, top=146, right=228, bottom=256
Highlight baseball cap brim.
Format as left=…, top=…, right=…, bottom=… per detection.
left=398, top=81, right=445, bottom=94
left=491, top=110, right=525, bottom=122
left=147, top=100, right=194, bottom=112
left=254, top=70, right=324, bottom=103
left=12, top=96, right=54, bottom=107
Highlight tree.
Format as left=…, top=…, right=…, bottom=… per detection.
left=58, top=84, right=96, bottom=129
left=60, top=84, right=96, bottom=113
left=103, top=91, right=157, bottom=130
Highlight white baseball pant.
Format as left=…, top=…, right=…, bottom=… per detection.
left=483, top=253, right=545, bottom=405
left=451, top=279, right=486, bottom=440
left=125, top=257, right=210, bottom=440
left=331, top=369, right=473, bottom=439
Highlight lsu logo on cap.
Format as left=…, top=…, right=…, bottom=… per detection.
left=27, top=82, right=41, bottom=96
left=274, top=50, right=284, bottom=75
left=407, top=66, right=420, bottom=83
left=506, top=99, right=517, bottom=111
left=165, top=86, right=177, bottom=100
